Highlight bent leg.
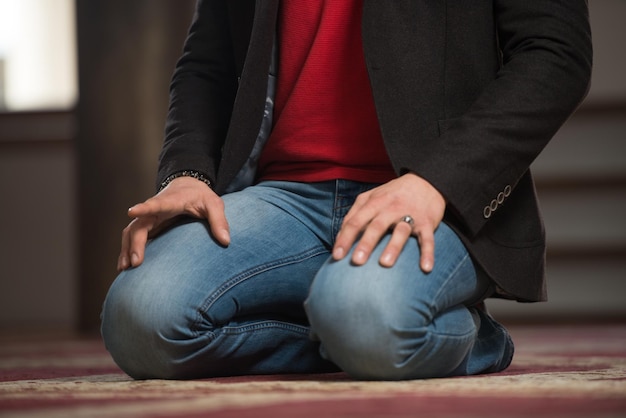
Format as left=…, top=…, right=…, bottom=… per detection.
left=305, top=223, right=513, bottom=380
left=101, top=185, right=339, bottom=379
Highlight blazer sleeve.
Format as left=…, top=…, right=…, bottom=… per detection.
left=156, top=0, right=238, bottom=190
left=415, top=0, right=592, bottom=237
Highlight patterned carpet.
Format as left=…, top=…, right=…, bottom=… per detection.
left=1, top=324, right=625, bottom=417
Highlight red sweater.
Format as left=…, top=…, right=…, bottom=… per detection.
left=256, top=0, right=396, bottom=184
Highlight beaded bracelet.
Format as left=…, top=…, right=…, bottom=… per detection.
left=158, top=170, right=213, bottom=192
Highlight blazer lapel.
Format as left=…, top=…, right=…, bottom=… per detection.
left=217, top=0, right=279, bottom=193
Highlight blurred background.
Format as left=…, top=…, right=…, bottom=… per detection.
left=0, top=0, right=624, bottom=335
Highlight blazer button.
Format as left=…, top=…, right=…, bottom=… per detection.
left=504, top=185, right=512, bottom=197
left=483, top=206, right=492, bottom=219
left=497, top=191, right=505, bottom=204
left=490, top=199, right=498, bottom=211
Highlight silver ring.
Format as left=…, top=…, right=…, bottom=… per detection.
left=400, top=215, right=414, bottom=226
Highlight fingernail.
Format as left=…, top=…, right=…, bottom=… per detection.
left=381, top=253, right=393, bottom=266
left=120, top=256, right=128, bottom=269
left=333, top=247, right=345, bottom=260
left=354, top=250, right=366, bottom=264
left=215, top=229, right=230, bottom=246
left=131, top=253, right=139, bottom=266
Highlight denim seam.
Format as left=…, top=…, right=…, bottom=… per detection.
left=191, top=246, right=328, bottom=336
left=330, top=180, right=341, bottom=245
left=220, top=320, right=311, bottom=335
left=429, top=252, right=478, bottom=339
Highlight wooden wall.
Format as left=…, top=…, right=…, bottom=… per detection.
left=73, top=0, right=196, bottom=332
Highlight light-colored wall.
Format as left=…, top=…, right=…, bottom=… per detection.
left=0, top=1, right=624, bottom=332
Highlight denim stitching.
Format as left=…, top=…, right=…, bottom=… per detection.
left=429, top=252, right=479, bottom=338
left=221, top=320, right=310, bottom=335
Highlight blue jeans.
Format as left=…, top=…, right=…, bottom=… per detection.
left=101, top=180, right=513, bottom=380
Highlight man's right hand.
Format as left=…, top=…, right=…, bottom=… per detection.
left=117, top=176, right=230, bottom=271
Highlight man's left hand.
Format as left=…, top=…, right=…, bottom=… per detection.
left=332, top=173, right=446, bottom=272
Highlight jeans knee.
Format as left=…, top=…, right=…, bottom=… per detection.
left=305, top=284, right=399, bottom=379
left=101, top=272, right=199, bottom=380
left=306, top=273, right=476, bottom=380
left=311, top=317, right=476, bottom=380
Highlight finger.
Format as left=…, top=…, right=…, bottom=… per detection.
left=118, top=225, right=132, bottom=271
left=379, top=221, right=413, bottom=267
left=349, top=217, right=391, bottom=265
left=128, top=198, right=171, bottom=219
left=333, top=211, right=374, bottom=261
left=127, top=216, right=155, bottom=268
left=118, top=218, right=147, bottom=271
left=118, top=216, right=155, bottom=271
left=333, top=220, right=359, bottom=261
left=205, top=196, right=230, bottom=246
left=332, top=193, right=374, bottom=260
left=417, top=227, right=436, bottom=273
left=129, top=187, right=196, bottom=218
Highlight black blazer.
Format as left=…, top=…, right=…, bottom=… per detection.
left=158, top=0, right=592, bottom=302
